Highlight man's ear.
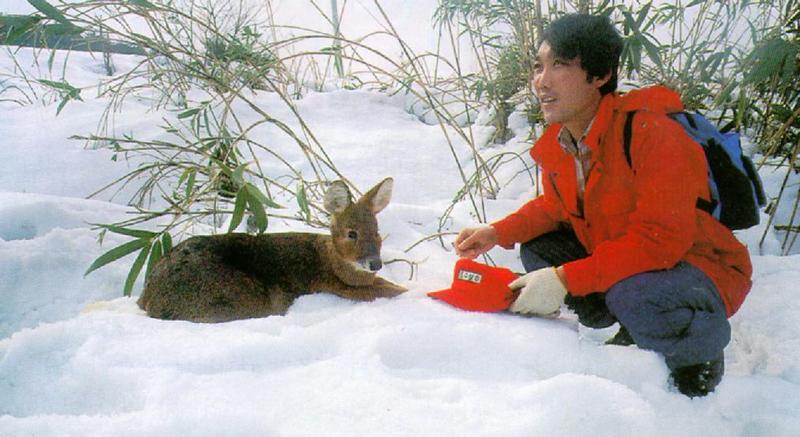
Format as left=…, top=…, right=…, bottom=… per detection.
left=592, top=72, right=612, bottom=90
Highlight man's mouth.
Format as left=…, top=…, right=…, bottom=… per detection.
left=540, top=96, right=557, bottom=105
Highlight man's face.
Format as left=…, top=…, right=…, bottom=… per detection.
left=531, top=41, right=608, bottom=136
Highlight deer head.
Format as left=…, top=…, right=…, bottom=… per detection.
left=324, top=178, right=393, bottom=274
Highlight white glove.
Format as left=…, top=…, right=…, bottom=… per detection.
left=508, top=268, right=568, bottom=317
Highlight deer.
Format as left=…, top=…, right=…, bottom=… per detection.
left=137, top=177, right=406, bottom=322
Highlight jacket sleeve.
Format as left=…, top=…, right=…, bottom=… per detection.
left=562, top=113, right=707, bottom=295
left=491, top=167, right=568, bottom=247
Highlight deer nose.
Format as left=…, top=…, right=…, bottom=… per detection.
left=368, top=259, right=383, bottom=272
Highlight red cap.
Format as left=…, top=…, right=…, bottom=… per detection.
left=428, top=258, right=518, bottom=312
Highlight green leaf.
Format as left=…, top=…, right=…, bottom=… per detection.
left=296, top=183, right=310, bottom=219
left=178, top=107, right=201, bottom=119
left=186, top=169, right=196, bottom=198
left=475, top=80, right=484, bottom=101
left=622, top=9, right=636, bottom=35
left=46, top=22, right=83, bottom=35
left=161, top=232, right=173, bottom=253
left=0, top=15, right=42, bottom=45
left=0, top=14, right=42, bottom=29
left=176, top=166, right=189, bottom=183
left=641, top=38, right=662, bottom=70
left=788, top=5, right=800, bottom=26
left=744, top=37, right=798, bottom=86
left=84, top=238, right=149, bottom=276
left=145, top=240, right=163, bottom=282
left=96, top=224, right=158, bottom=239
left=702, top=53, right=723, bottom=80
left=595, top=0, right=613, bottom=15
left=626, top=38, right=643, bottom=73
left=191, top=110, right=200, bottom=134
left=244, top=183, right=283, bottom=209
left=28, top=0, right=79, bottom=31
left=228, top=189, right=247, bottom=233
left=203, top=109, right=212, bottom=136
left=180, top=168, right=196, bottom=199
left=209, top=157, right=233, bottom=178
left=38, top=79, right=75, bottom=92
left=129, top=0, right=156, bottom=8
left=635, top=2, right=651, bottom=29
left=124, top=244, right=151, bottom=297
left=48, top=46, right=56, bottom=71
left=232, top=163, right=247, bottom=186
left=39, top=79, right=82, bottom=115
left=245, top=189, right=268, bottom=234
left=712, top=79, right=737, bottom=108
left=56, top=98, right=68, bottom=116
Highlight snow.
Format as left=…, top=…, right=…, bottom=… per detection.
left=2, top=7, right=800, bottom=437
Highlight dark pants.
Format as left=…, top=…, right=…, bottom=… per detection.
left=520, top=230, right=731, bottom=369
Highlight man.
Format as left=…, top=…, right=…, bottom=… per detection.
left=454, top=14, right=752, bottom=397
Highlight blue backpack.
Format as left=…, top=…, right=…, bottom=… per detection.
left=623, top=111, right=766, bottom=230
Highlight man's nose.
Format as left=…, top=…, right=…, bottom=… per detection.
left=531, top=70, right=549, bottom=92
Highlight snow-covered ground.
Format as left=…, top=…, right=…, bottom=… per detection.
left=2, top=9, right=800, bottom=437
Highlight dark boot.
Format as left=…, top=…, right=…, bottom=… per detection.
left=670, top=353, right=725, bottom=397
left=564, top=292, right=617, bottom=329
left=605, top=324, right=635, bottom=346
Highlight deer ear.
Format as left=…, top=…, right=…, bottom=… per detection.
left=363, top=177, right=393, bottom=214
left=324, top=180, right=353, bottom=214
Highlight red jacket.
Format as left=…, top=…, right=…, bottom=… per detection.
left=492, top=86, right=752, bottom=316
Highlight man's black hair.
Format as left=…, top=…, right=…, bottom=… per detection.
left=542, top=14, right=623, bottom=95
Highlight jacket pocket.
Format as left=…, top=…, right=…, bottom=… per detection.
left=593, top=190, right=635, bottom=240
left=598, top=189, right=635, bottom=216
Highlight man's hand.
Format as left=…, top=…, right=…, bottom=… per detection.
left=454, top=226, right=498, bottom=259
left=508, top=267, right=568, bottom=317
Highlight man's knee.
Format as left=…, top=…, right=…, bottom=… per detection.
left=605, top=271, right=697, bottom=337
left=605, top=263, right=725, bottom=322
left=604, top=264, right=731, bottom=367
left=605, top=276, right=659, bottom=318
left=606, top=284, right=695, bottom=338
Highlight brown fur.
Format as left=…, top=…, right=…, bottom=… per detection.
left=137, top=178, right=406, bottom=322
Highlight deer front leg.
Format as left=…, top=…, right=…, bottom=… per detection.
left=371, top=276, right=407, bottom=297
left=315, top=276, right=406, bottom=302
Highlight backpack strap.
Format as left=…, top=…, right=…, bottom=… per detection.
left=683, top=112, right=698, bottom=130
left=623, top=111, right=636, bottom=167
left=622, top=110, right=717, bottom=215
left=695, top=193, right=717, bottom=214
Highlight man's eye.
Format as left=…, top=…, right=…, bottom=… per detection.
left=347, top=230, right=358, bottom=240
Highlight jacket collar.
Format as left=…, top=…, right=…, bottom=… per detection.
left=530, top=86, right=686, bottom=167
left=582, top=92, right=616, bottom=151
left=531, top=92, right=616, bottom=166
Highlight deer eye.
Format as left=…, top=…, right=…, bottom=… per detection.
left=347, top=230, right=358, bottom=240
